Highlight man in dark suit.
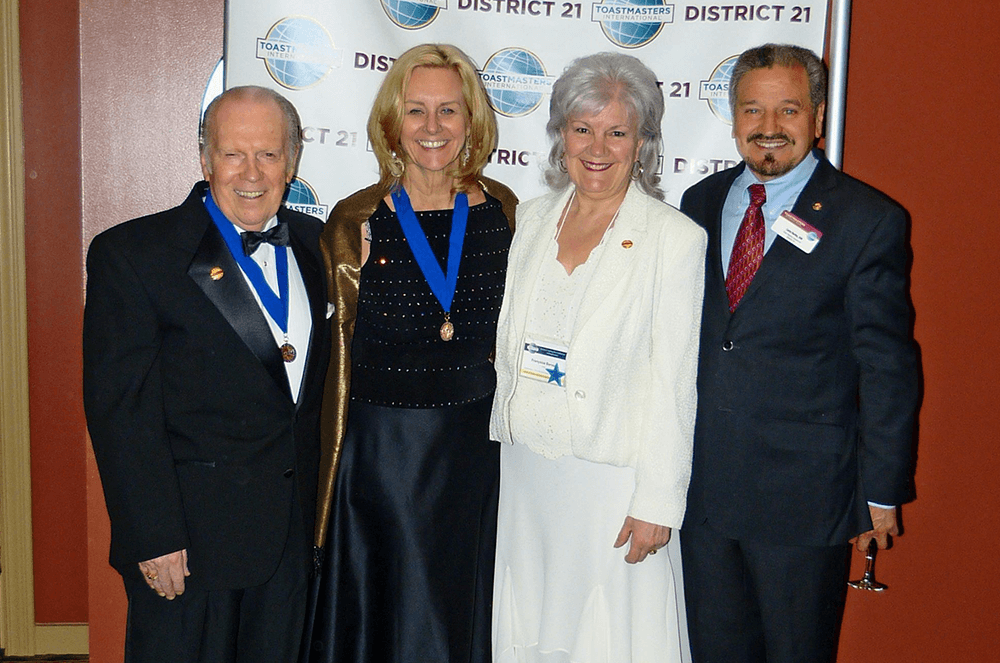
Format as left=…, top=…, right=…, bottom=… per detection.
left=84, top=86, right=330, bottom=662
left=679, top=44, right=919, bottom=663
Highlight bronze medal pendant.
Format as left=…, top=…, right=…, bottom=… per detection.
left=280, top=343, right=297, bottom=362
left=439, top=314, right=454, bottom=342
left=392, top=188, right=469, bottom=346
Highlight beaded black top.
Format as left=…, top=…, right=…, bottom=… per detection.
left=350, top=193, right=512, bottom=408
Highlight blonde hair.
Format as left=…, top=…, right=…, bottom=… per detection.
left=368, top=43, right=498, bottom=193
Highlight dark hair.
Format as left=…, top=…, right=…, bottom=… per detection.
left=728, top=43, right=827, bottom=117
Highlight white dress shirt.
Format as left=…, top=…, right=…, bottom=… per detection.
left=232, top=215, right=312, bottom=403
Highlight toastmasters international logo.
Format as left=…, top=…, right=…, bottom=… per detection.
left=699, top=55, right=738, bottom=124
left=284, top=178, right=329, bottom=220
left=256, top=16, right=343, bottom=90
left=479, top=49, right=555, bottom=118
left=381, top=0, right=447, bottom=29
left=591, top=0, right=674, bottom=49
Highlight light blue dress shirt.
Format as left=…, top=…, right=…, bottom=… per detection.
left=720, top=151, right=818, bottom=277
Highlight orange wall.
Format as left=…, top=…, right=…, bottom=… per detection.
left=77, top=1, right=224, bottom=659
left=19, top=0, right=998, bottom=659
left=21, top=0, right=224, bottom=631
left=21, top=0, right=87, bottom=624
left=837, top=1, right=1000, bottom=658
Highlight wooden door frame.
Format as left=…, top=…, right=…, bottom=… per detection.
left=0, top=0, right=37, bottom=655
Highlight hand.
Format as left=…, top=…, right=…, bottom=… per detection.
left=614, top=516, right=671, bottom=564
left=138, top=549, right=190, bottom=600
left=850, top=505, right=899, bottom=552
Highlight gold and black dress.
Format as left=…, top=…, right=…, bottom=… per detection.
left=306, top=185, right=514, bottom=663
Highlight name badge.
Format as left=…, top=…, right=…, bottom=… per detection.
left=519, top=335, right=568, bottom=388
left=771, top=211, right=823, bottom=254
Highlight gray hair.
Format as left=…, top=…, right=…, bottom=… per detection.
left=728, top=43, right=827, bottom=117
left=544, top=52, right=665, bottom=200
left=199, top=85, right=303, bottom=175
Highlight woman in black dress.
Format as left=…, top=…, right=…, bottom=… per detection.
left=305, top=43, right=517, bottom=663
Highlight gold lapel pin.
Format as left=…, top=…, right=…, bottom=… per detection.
left=812, top=202, right=823, bottom=211
left=210, top=266, right=224, bottom=281
left=621, top=239, right=633, bottom=249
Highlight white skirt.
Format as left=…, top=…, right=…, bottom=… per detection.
left=493, top=441, right=686, bottom=663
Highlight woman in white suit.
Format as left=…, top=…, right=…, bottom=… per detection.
left=490, top=52, right=707, bottom=662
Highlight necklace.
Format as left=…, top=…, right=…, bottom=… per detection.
left=391, top=186, right=469, bottom=342
left=554, top=189, right=623, bottom=272
left=554, top=189, right=622, bottom=243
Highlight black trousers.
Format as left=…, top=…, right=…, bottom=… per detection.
left=681, top=521, right=851, bottom=663
left=121, top=505, right=310, bottom=663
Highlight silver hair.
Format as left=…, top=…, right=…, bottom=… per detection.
left=544, top=52, right=665, bottom=201
left=728, top=43, right=827, bottom=117
left=199, top=85, right=303, bottom=175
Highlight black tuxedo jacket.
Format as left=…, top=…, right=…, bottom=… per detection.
left=681, top=152, right=918, bottom=547
left=84, top=182, right=330, bottom=590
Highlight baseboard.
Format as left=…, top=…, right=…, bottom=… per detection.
left=33, top=624, right=88, bottom=656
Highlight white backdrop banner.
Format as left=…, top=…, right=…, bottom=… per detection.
left=224, top=0, right=828, bottom=215
left=223, top=4, right=829, bottom=660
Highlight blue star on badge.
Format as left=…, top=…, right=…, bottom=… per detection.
left=547, top=363, right=565, bottom=386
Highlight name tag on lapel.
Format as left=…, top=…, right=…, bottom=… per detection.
left=519, top=335, right=568, bottom=388
left=771, top=211, right=822, bottom=254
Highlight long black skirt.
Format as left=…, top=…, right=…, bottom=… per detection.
left=304, top=397, right=499, bottom=663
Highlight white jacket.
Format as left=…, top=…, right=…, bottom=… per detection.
left=490, top=185, right=707, bottom=527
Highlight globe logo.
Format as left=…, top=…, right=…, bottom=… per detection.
left=698, top=55, right=738, bottom=125
left=381, top=0, right=442, bottom=30
left=256, top=17, right=340, bottom=90
left=594, top=0, right=672, bottom=50
left=480, top=49, right=554, bottom=118
left=285, top=178, right=319, bottom=206
left=284, top=178, right=329, bottom=220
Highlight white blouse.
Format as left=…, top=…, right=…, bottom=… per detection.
left=508, top=233, right=609, bottom=459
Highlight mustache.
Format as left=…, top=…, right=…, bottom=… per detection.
left=746, top=132, right=794, bottom=144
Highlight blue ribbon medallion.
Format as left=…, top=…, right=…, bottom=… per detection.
left=204, top=190, right=296, bottom=361
left=391, top=187, right=469, bottom=341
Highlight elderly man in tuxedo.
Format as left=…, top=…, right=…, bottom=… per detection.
left=84, top=85, right=329, bottom=663
left=679, top=44, right=919, bottom=663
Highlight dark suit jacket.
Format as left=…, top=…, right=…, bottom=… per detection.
left=681, top=151, right=918, bottom=547
left=83, top=182, right=330, bottom=590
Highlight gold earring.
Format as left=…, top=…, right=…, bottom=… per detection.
left=390, top=151, right=405, bottom=177
left=630, top=160, right=643, bottom=181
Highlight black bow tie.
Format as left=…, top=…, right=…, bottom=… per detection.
left=241, top=223, right=290, bottom=256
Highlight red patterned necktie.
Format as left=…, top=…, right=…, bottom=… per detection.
left=725, top=183, right=767, bottom=312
